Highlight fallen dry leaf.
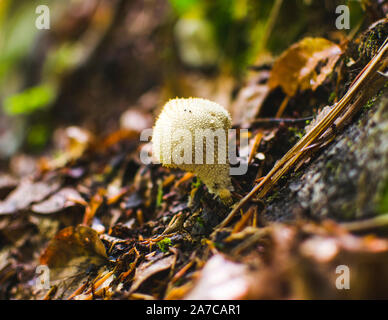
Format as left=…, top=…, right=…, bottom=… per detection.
left=38, top=225, right=108, bottom=299
left=231, top=71, right=270, bottom=126
left=268, top=37, right=342, bottom=96
left=0, top=179, right=61, bottom=215
left=184, top=254, right=252, bottom=300
left=129, top=254, right=175, bottom=294
left=40, top=225, right=108, bottom=268
left=31, top=188, right=84, bottom=214
left=0, top=173, right=18, bottom=200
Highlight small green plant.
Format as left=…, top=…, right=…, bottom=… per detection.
left=157, top=237, right=172, bottom=252
left=288, top=126, right=304, bottom=140
left=191, top=177, right=202, bottom=189
left=328, top=92, right=337, bottom=104
left=196, top=215, right=205, bottom=228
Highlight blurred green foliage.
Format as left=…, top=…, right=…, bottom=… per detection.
left=0, top=0, right=64, bottom=153
left=27, top=123, right=50, bottom=149
left=169, top=0, right=199, bottom=15
left=169, top=0, right=365, bottom=75
left=0, top=0, right=369, bottom=155
left=170, top=0, right=275, bottom=74
left=3, top=84, right=55, bottom=115
left=0, top=0, right=40, bottom=84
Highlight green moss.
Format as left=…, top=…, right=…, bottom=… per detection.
left=191, top=177, right=202, bottom=189
left=357, top=21, right=388, bottom=61
left=325, top=160, right=344, bottom=182
left=339, top=202, right=357, bottom=220
left=157, top=237, right=172, bottom=252
left=174, top=278, right=184, bottom=286
left=288, top=126, right=305, bottom=140
left=328, top=92, right=337, bottom=104
left=213, top=241, right=225, bottom=250
left=266, top=190, right=280, bottom=203
left=364, top=96, right=377, bottom=110
left=196, top=215, right=205, bottom=228
left=294, top=170, right=303, bottom=179
left=325, top=161, right=336, bottom=172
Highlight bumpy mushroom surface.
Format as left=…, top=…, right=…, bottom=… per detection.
left=152, top=98, right=233, bottom=204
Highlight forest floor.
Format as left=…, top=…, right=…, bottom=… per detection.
left=0, top=10, right=387, bottom=300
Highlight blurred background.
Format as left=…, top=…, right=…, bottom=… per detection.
left=0, top=0, right=372, bottom=170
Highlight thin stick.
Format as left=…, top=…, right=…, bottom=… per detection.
left=340, top=213, right=388, bottom=232
left=248, top=131, right=264, bottom=164
left=275, top=95, right=290, bottom=118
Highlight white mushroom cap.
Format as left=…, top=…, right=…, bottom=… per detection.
left=152, top=98, right=233, bottom=204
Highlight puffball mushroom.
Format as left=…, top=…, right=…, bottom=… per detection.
left=152, top=98, right=233, bottom=205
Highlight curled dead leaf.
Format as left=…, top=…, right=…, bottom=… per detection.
left=184, top=254, right=253, bottom=300
left=40, top=225, right=108, bottom=268
left=129, top=254, right=175, bottom=294
left=231, top=72, right=270, bottom=126
left=0, top=179, right=61, bottom=215
left=268, top=37, right=342, bottom=96
left=0, top=173, right=18, bottom=200
left=38, top=225, right=108, bottom=299
left=31, top=188, right=84, bottom=214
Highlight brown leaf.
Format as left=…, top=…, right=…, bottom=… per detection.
left=184, top=254, right=252, bottom=300
left=31, top=187, right=84, bottom=214
left=231, top=72, right=270, bottom=126
left=0, top=173, right=18, bottom=200
left=129, top=254, right=175, bottom=294
left=0, top=179, right=60, bottom=215
left=38, top=225, right=108, bottom=299
left=83, top=188, right=105, bottom=226
left=268, top=37, right=342, bottom=96
left=49, top=126, right=94, bottom=168
left=99, top=129, right=139, bottom=151
left=40, top=225, right=107, bottom=268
